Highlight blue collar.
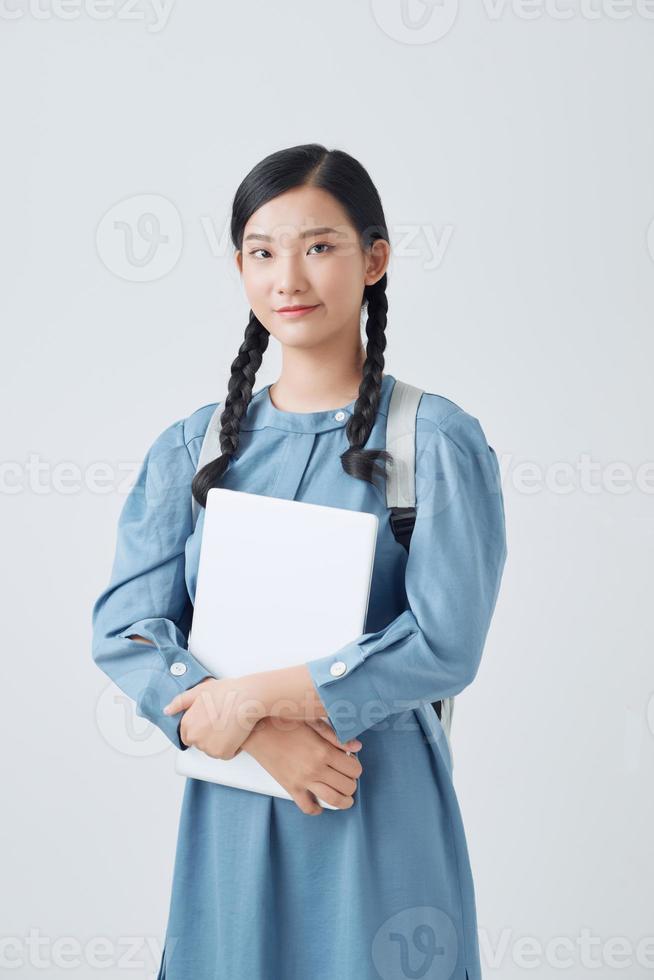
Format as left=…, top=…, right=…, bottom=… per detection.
left=239, top=372, right=396, bottom=433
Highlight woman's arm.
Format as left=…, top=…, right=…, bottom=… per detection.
left=244, top=664, right=331, bottom=722
left=91, top=417, right=217, bottom=750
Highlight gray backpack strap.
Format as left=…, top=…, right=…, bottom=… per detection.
left=385, top=379, right=424, bottom=549
left=385, top=378, right=455, bottom=749
left=191, top=402, right=224, bottom=528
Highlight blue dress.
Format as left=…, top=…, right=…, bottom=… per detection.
left=91, top=372, right=507, bottom=980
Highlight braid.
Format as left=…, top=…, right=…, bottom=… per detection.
left=340, top=274, right=394, bottom=489
left=191, top=311, right=270, bottom=510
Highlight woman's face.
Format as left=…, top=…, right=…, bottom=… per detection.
left=235, top=185, right=388, bottom=350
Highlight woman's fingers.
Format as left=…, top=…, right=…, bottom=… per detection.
left=305, top=717, right=362, bottom=752
left=292, top=788, right=324, bottom=815
left=306, top=781, right=355, bottom=811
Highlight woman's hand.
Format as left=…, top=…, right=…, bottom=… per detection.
left=241, top=715, right=364, bottom=815
left=163, top=677, right=264, bottom=760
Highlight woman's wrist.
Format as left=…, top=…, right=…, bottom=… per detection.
left=239, top=665, right=327, bottom=722
left=241, top=714, right=271, bottom=751
left=234, top=672, right=273, bottom=721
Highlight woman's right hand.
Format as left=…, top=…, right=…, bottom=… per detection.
left=241, top=715, right=363, bottom=815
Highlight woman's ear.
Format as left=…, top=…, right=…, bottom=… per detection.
left=364, top=239, right=390, bottom=287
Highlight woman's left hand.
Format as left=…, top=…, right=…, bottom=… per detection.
left=163, top=677, right=264, bottom=760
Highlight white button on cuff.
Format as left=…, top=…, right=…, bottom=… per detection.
left=170, top=662, right=187, bottom=676
left=330, top=660, right=347, bottom=677
left=334, top=411, right=346, bottom=421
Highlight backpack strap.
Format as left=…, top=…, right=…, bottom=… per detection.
left=191, top=401, right=224, bottom=529
left=385, top=378, right=455, bottom=744
left=385, top=379, right=423, bottom=551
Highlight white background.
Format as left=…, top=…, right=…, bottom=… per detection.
left=1, top=2, right=652, bottom=977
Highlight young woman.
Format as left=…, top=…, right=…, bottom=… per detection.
left=92, top=144, right=508, bottom=980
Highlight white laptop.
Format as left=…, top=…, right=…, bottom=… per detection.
left=175, top=487, right=379, bottom=810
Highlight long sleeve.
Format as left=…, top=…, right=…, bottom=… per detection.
left=91, top=418, right=214, bottom=750
left=304, top=407, right=508, bottom=743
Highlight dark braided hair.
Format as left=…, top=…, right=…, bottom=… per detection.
left=192, top=144, right=394, bottom=513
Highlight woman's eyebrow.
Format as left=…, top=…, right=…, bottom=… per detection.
left=244, top=226, right=340, bottom=243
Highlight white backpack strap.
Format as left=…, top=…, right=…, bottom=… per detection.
left=385, top=378, right=455, bottom=752
left=191, top=402, right=223, bottom=528
left=385, top=379, right=423, bottom=550
left=385, top=379, right=423, bottom=509
left=439, top=697, right=455, bottom=750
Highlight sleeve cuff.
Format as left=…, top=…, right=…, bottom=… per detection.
left=134, top=661, right=214, bottom=750
left=304, top=640, right=388, bottom=742
left=119, top=628, right=215, bottom=750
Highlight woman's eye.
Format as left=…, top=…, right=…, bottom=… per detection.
left=249, top=243, right=333, bottom=259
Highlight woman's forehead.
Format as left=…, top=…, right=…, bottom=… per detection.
left=244, top=189, right=355, bottom=241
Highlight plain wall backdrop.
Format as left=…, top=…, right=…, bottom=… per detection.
left=1, top=3, right=652, bottom=978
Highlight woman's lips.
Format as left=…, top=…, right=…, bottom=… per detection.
left=276, top=305, right=320, bottom=318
